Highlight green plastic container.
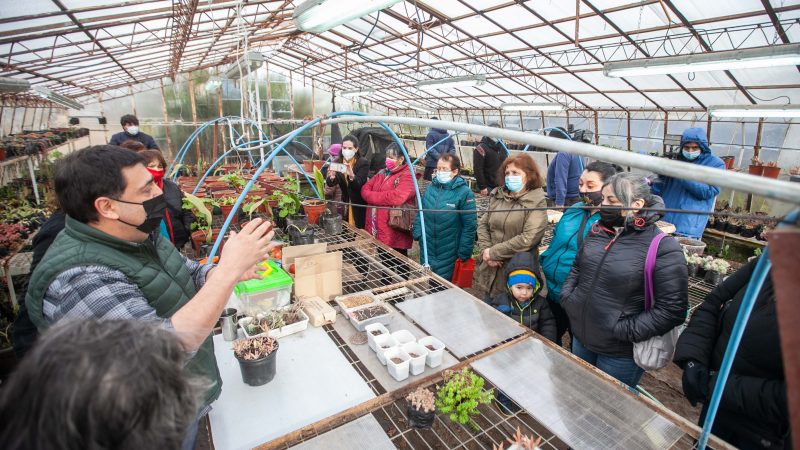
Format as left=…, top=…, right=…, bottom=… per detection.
left=234, top=260, right=293, bottom=316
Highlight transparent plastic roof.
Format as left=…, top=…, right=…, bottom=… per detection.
left=1, top=0, right=798, bottom=113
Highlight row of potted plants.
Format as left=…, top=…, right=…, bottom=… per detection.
left=748, top=158, right=781, bottom=179
left=685, top=253, right=731, bottom=286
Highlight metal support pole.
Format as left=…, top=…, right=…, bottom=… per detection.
left=188, top=75, right=201, bottom=163
left=769, top=223, right=800, bottom=450
left=160, top=78, right=173, bottom=157
left=98, top=93, right=108, bottom=142
left=27, top=157, right=40, bottom=204
left=594, top=111, right=599, bottom=144
left=266, top=61, right=273, bottom=121
left=8, top=101, right=17, bottom=135
left=129, top=85, right=137, bottom=117
left=747, top=118, right=765, bottom=211
left=324, top=115, right=800, bottom=204
left=20, top=106, right=28, bottom=133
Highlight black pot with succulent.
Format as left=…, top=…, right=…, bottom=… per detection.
left=406, top=387, right=436, bottom=429
left=233, top=335, right=280, bottom=387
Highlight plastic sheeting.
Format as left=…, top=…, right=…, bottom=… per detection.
left=471, top=337, right=685, bottom=449
left=289, top=414, right=395, bottom=450
left=396, top=288, right=526, bottom=358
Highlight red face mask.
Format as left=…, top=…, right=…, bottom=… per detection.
left=147, top=167, right=165, bottom=188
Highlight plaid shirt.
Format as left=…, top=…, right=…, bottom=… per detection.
left=42, top=254, right=213, bottom=327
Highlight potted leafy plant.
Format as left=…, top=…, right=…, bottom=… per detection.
left=217, top=196, right=240, bottom=224
left=406, top=387, right=436, bottom=429
left=183, top=194, right=217, bottom=255
left=748, top=157, right=764, bottom=176
left=704, top=258, right=730, bottom=286
left=220, top=172, right=247, bottom=190
left=287, top=223, right=315, bottom=246
left=492, top=427, right=542, bottom=450
left=232, top=335, right=280, bottom=387
left=685, top=253, right=704, bottom=278
left=762, top=161, right=781, bottom=179
left=436, top=368, right=494, bottom=431
left=301, top=167, right=327, bottom=225
left=243, top=196, right=270, bottom=221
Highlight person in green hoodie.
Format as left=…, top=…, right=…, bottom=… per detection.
left=412, top=154, right=476, bottom=280
left=539, top=161, right=619, bottom=347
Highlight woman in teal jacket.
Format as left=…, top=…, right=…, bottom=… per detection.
left=539, top=161, right=618, bottom=346
left=413, top=154, right=477, bottom=281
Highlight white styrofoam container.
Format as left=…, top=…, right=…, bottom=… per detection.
left=239, top=308, right=309, bottom=340
left=347, top=302, right=392, bottom=332
left=391, top=329, right=415, bottom=346
left=401, top=341, right=429, bottom=376
left=417, top=336, right=445, bottom=368
left=384, top=347, right=411, bottom=382
left=374, top=334, right=398, bottom=365
left=365, top=323, right=390, bottom=351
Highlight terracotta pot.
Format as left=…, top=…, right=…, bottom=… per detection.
left=312, top=160, right=324, bottom=170
left=220, top=204, right=240, bottom=224
left=302, top=160, right=314, bottom=173
left=205, top=176, right=223, bottom=182
left=194, top=191, right=207, bottom=198
left=748, top=165, right=764, bottom=176
left=302, top=200, right=327, bottom=225
left=721, top=156, right=735, bottom=170
left=762, top=166, right=780, bottom=179
left=178, top=176, right=198, bottom=183
left=191, top=229, right=223, bottom=256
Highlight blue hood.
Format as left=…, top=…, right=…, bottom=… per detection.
left=680, top=127, right=711, bottom=153
left=431, top=127, right=448, bottom=134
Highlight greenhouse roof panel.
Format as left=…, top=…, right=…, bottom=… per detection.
left=0, top=0, right=797, bottom=112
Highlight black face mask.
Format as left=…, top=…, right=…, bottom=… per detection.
left=599, top=205, right=625, bottom=227
left=581, top=190, right=604, bottom=206
left=114, top=194, right=168, bottom=234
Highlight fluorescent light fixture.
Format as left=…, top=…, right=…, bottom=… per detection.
left=293, top=0, right=403, bottom=33
left=32, top=86, right=83, bottom=110
left=340, top=88, right=374, bottom=98
left=223, top=51, right=265, bottom=79
left=416, top=75, right=487, bottom=91
left=0, top=77, right=30, bottom=93
left=603, top=43, right=800, bottom=78
left=501, top=102, right=563, bottom=112
left=408, top=104, right=435, bottom=114
left=708, top=104, right=800, bottom=118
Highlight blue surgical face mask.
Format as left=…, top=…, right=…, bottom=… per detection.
left=436, top=170, right=453, bottom=184
left=505, top=175, right=524, bottom=192
left=682, top=148, right=701, bottom=161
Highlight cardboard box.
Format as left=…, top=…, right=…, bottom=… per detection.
left=300, top=296, right=336, bottom=326
left=294, top=251, right=343, bottom=301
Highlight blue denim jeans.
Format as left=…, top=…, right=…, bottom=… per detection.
left=572, top=338, right=644, bottom=389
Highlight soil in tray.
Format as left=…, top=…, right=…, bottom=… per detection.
left=390, top=357, right=404, bottom=364
left=370, top=330, right=384, bottom=336
left=351, top=304, right=389, bottom=321
left=340, top=294, right=374, bottom=309
left=408, top=352, right=420, bottom=358
left=425, top=344, right=437, bottom=352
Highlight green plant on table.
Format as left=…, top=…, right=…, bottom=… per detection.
left=704, top=257, right=730, bottom=274
left=436, top=368, right=494, bottom=431
left=753, top=248, right=763, bottom=258
left=312, top=167, right=326, bottom=201
left=244, top=196, right=269, bottom=220
left=183, top=193, right=213, bottom=243
left=276, top=178, right=301, bottom=218
left=216, top=196, right=238, bottom=207
left=220, top=172, right=247, bottom=189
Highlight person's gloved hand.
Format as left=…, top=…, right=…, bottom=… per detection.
left=495, top=304, right=513, bottom=314
left=682, top=360, right=711, bottom=406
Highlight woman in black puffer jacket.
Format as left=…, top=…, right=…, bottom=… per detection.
left=561, top=172, right=688, bottom=388
left=674, top=257, right=789, bottom=449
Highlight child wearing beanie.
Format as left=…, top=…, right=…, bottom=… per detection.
left=488, top=251, right=557, bottom=343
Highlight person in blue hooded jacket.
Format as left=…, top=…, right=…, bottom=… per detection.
left=652, top=128, right=725, bottom=238
left=423, top=118, right=456, bottom=181
left=413, top=154, right=476, bottom=281
left=540, top=161, right=619, bottom=346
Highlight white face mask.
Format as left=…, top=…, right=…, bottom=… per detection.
left=126, top=126, right=139, bottom=136
left=342, top=149, right=356, bottom=161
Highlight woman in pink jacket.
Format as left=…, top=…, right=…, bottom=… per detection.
left=361, top=145, right=416, bottom=255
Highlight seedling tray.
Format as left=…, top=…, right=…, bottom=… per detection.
left=347, top=302, right=392, bottom=331
left=239, top=307, right=309, bottom=340
left=334, top=291, right=378, bottom=314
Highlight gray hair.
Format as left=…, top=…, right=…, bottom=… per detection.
left=385, top=143, right=404, bottom=160
left=604, top=172, right=651, bottom=208
left=0, top=319, right=206, bottom=450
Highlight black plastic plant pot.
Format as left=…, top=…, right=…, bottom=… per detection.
left=687, top=263, right=699, bottom=278
left=407, top=405, right=435, bottom=429
left=322, top=213, right=343, bottom=235
left=289, top=229, right=315, bottom=246
left=271, top=207, right=287, bottom=230
left=704, top=270, right=723, bottom=286
left=285, top=214, right=308, bottom=232
left=236, top=344, right=279, bottom=387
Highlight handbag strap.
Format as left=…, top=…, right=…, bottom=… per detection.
left=644, top=233, right=667, bottom=311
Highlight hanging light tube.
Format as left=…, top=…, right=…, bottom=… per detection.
left=708, top=104, right=800, bottom=118
left=223, top=52, right=265, bottom=79
left=501, top=102, right=564, bottom=112
left=408, top=104, right=435, bottom=114
left=416, top=74, right=487, bottom=91
left=32, top=86, right=83, bottom=110
left=340, top=88, right=375, bottom=98
left=293, top=0, right=403, bottom=33
left=603, top=44, right=800, bottom=78
left=0, top=77, right=31, bottom=93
